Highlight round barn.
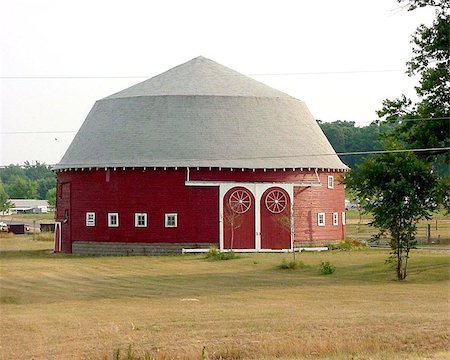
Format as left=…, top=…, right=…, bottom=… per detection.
left=54, top=56, right=347, bottom=255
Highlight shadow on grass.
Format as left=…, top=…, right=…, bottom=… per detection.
left=0, top=249, right=55, bottom=259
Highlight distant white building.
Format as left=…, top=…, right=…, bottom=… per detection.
left=7, top=199, right=49, bottom=214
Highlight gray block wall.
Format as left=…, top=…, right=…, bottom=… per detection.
left=72, top=241, right=217, bottom=256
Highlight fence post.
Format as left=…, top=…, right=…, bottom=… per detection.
left=427, top=224, right=431, bottom=243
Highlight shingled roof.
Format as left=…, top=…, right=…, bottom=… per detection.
left=56, top=56, right=347, bottom=170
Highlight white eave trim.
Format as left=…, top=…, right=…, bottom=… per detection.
left=185, top=180, right=322, bottom=187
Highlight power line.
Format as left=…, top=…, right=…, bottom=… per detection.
left=1, top=147, right=448, bottom=168
left=321, top=117, right=450, bottom=125
left=335, top=147, right=449, bottom=156
left=1, top=117, right=448, bottom=135
left=249, top=69, right=403, bottom=76
left=0, top=130, right=77, bottom=134
left=0, top=69, right=404, bottom=80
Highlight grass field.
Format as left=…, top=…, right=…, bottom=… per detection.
left=0, top=236, right=449, bottom=360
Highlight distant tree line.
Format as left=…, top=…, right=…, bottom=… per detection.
left=0, top=161, right=56, bottom=208
left=317, top=120, right=397, bottom=169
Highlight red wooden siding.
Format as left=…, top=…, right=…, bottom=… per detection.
left=260, top=187, right=291, bottom=249
left=293, top=173, right=345, bottom=244
left=56, top=169, right=219, bottom=248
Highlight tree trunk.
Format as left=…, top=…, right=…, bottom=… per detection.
left=230, top=223, right=234, bottom=250
left=397, top=246, right=403, bottom=280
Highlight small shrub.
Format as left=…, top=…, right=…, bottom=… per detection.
left=277, top=259, right=306, bottom=270
left=205, top=248, right=238, bottom=261
left=327, top=239, right=365, bottom=251
left=319, top=261, right=335, bottom=275
left=326, top=242, right=339, bottom=250
left=206, top=247, right=220, bottom=258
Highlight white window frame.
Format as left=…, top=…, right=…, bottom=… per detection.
left=108, top=212, right=119, bottom=227
left=327, top=175, right=334, bottom=189
left=333, top=212, right=339, bottom=226
left=317, top=212, right=325, bottom=227
left=86, top=212, right=95, bottom=227
left=165, top=213, right=178, bottom=228
left=342, top=212, right=346, bottom=225
left=134, top=213, right=147, bottom=227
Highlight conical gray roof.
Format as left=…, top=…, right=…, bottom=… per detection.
left=56, top=56, right=347, bottom=170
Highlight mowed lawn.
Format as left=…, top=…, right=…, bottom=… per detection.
left=0, top=237, right=449, bottom=360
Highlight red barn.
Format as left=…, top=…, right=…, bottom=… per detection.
left=54, top=57, right=347, bottom=255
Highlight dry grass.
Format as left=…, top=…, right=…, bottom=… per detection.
left=346, top=210, right=450, bottom=245
left=0, top=237, right=449, bottom=359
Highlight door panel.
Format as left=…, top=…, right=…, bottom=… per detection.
left=59, top=182, right=72, bottom=253
left=223, top=187, right=255, bottom=249
left=261, top=187, right=291, bottom=249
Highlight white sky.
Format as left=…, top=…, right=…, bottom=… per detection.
left=0, top=0, right=435, bottom=166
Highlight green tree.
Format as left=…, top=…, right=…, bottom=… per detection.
left=0, top=165, right=26, bottom=185
left=37, top=177, right=56, bottom=200
left=378, top=0, right=449, bottom=164
left=0, top=181, right=11, bottom=213
left=24, top=161, right=54, bottom=181
left=345, top=143, right=438, bottom=280
left=46, top=187, right=56, bottom=208
left=6, top=177, right=38, bottom=199
left=318, top=120, right=397, bottom=168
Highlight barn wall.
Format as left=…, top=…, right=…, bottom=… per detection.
left=56, top=169, right=219, bottom=252
left=191, top=168, right=345, bottom=245
left=56, top=168, right=345, bottom=254
left=293, top=172, right=346, bottom=246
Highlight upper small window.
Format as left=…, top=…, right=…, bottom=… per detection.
left=108, top=213, right=119, bottom=227
left=333, top=212, right=339, bottom=226
left=165, top=213, right=178, bottom=228
left=317, top=212, right=325, bottom=227
left=327, top=176, right=334, bottom=189
left=86, top=212, right=95, bottom=227
left=135, top=213, right=147, bottom=227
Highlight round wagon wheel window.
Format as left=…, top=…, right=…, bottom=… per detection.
left=228, top=189, right=252, bottom=214
left=265, top=189, right=287, bottom=214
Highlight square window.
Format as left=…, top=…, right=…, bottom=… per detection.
left=108, top=213, right=119, bottom=227
left=165, top=213, right=177, bottom=228
left=86, top=212, right=95, bottom=227
left=342, top=212, right=346, bottom=225
left=317, top=212, right=325, bottom=227
left=135, top=213, right=147, bottom=227
left=333, top=212, right=339, bottom=226
left=327, top=176, right=334, bottom=189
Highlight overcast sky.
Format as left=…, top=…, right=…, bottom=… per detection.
left=0, top=0, right=435, bottom=166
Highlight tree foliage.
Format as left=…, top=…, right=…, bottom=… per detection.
left=0, top=181, right=11, bottom=212
left=378, top=0, right=449, bottom=164
left=0, top=162, right=55, bottom=200
left=6, top=177, right=39, bottom=199
left=46, top=187, right=56, bottom=208
left=318, top=120, right=397, bottom=168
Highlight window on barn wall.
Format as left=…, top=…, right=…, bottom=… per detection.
left=135, top=213, right=147, bottom=227
left=317, top=212, right=325, bottom=226
left=108, top=213, right=119, bottom=227
left=165, top=213, right=177, bottom=228
left=86, top=212, right=95, bottom=226
left=327, top=176, right=334, bottom=189
left=333, top=212, right=339, bottom=226
left=342, top=212, right=346, bottom=225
